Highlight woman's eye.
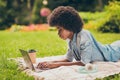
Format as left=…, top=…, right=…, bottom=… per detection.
left=59, top=29, right=62, bottom=32
left=58, top=29, right=61, bottom=34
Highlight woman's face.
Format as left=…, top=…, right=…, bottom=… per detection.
left=57, top=27, right=74, bottom=40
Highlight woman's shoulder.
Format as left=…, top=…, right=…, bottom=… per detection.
left=78, top=29, right=91, bottom=39
left=80, top=29, right=91, bottom=34
left=77, top=29, right=92, bottom=44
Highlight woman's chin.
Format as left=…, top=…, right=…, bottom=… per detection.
left=59, top=36, right=64, bottom=39
left=59, top=36, right=67, bottom=40
left=62, top=38, right=66, bottom=40
left=61, top=37, right=67, bottom=40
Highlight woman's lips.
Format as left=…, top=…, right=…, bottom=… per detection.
left=59, top=34, right=62, bottom=38
left=59, top=34, right=63, bottom=38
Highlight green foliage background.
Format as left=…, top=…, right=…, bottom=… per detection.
left=98, top=1, right=120, bottom=33
left=0, top=0, right=112, bottom=30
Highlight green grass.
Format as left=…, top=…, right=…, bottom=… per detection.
left=0, top=31, right=66, bottom=58
left=0, top=30, right=120, bottom=80
left=90, top=30, right=120, bottom=44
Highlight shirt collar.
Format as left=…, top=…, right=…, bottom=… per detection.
left=71, top=33, right=77, bottom=44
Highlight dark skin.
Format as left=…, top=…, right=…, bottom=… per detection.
left=37, top=27, right=85, bottom=69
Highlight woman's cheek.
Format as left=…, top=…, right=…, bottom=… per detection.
left=59, top=35, right=65, bottom=40
left=62, top=35, right=68, bottom=40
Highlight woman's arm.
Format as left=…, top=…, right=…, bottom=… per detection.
left=56, top=61, right=85, bottom=66
left=37, top=61, right=85, bottom=69
left=50, top=58, right=70, bottom=63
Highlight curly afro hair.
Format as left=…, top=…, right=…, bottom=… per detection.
left=47, top=6, right=84, bottom=33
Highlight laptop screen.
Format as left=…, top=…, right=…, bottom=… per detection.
left=19, top=49, right=35, bottom=70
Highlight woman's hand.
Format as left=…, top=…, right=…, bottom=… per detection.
left=37, top=62, right=60, bottom=69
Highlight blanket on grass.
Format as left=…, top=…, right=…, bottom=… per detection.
left=11, top=55, right=120, bottom=80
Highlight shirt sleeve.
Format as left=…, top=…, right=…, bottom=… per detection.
left=80, top=41, right=93, bottom=64
left=65, top=49, right=73, bottom=62
left=65, top=39, right=73, bottom=62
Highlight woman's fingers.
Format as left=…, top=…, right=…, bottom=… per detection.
left=37, top=62, right=60, bottom=69
left=37, top=63, right=42, bottom=69
left=37, top=62, right=49, bottom=69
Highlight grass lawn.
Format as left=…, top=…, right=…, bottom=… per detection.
left=0, top=30, right=120, bottom=80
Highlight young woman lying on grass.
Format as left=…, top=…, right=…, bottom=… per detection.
left=37, top=6, right=120, bottom=69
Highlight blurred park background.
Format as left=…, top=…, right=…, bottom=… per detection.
left=0, top=0, right=120, bottom=33
left=0, top=0, right=120, bottom=80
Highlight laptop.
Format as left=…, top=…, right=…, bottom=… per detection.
left=19, top=49, right=45, bottom=72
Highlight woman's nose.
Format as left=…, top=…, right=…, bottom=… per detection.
left=58, top=29, right=60, bottom=34
left=58, top=31, right=60, bottom=35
